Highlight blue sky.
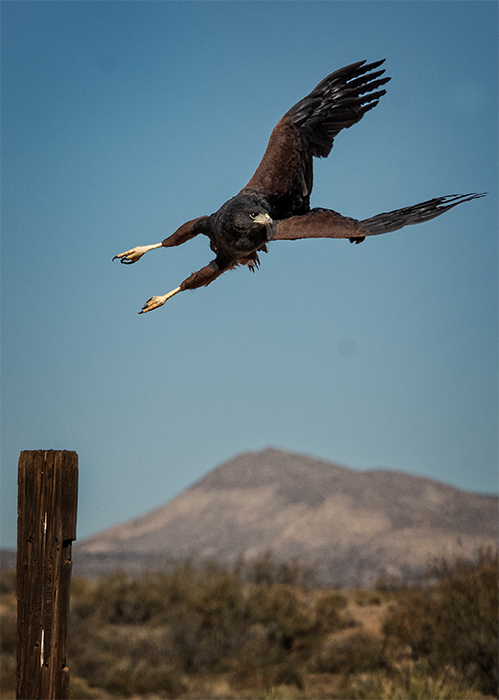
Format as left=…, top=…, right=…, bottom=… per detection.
left=1, top=1, right=497, bottom=549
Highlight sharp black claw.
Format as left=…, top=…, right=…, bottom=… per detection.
left=113, top=255, right=135, bottom=264
left=138, top=298, right=152, bottom=314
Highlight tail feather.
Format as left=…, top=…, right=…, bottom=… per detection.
left=360, top=193, right=486, bottom=237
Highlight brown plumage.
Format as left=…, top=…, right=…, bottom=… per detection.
left=113, top=60, right=485, bottom=313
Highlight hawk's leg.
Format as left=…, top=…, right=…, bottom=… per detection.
left=113, top=217, right=204, bottom=264
left=113, top=243, right=163, bottom=264
left=139, top=260, right=224, bottom=313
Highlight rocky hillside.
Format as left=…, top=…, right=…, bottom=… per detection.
left=73, top=449, right=497, bottom=586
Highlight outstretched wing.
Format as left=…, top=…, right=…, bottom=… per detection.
left=242, top=60, right=390, bottom=219
left=269, top=194, right=487, bottom=244
left=269, top=208, right=369, bottom=243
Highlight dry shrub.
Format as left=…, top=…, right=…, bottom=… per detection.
left=383, top=547, right=498, bottom=697
left=313, top=631, right=385, bottom=675
left=233, top=551, right=318, bottom=589
left=66, top=557, right=352, bottom=695
left=349, top=662, right=482, bottom=700
left=0, top=574, right=16, bottom=697
left=3, top=548, right=494, bottom=698
left=354, top=589, right=382, bottom=607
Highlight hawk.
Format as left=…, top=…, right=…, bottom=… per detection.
left=114, top=60, right=484, bottom=313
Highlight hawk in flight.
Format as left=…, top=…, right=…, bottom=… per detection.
left=114, top=60, right=484, bottom=313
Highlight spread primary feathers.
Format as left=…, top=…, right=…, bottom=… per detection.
left=113, top=60, right=485, bottom=313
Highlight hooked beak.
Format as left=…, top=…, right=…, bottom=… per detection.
left=253, top=212, right=272, bottom=225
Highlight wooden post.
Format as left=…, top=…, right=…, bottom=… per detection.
left=17, top=450, right=78, bottom=700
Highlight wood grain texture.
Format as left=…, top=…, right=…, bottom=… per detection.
left=17, top=450, right=78, bottom=700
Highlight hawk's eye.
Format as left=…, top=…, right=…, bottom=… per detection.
left=249, top=212, right=259, bottom=219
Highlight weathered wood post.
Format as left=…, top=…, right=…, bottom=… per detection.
left=17, top=450, right=78, bottom=700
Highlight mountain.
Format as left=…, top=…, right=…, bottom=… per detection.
left=74, top=448, right=497, bottom=586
